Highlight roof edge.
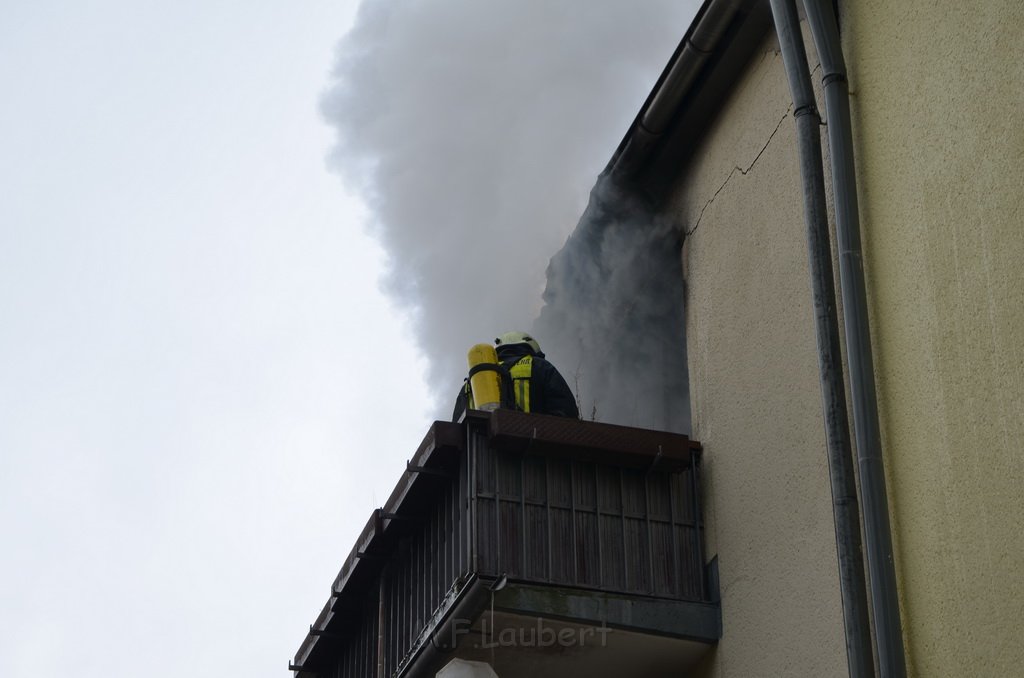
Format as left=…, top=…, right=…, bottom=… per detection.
left=605, top=0, right=764, bottom=182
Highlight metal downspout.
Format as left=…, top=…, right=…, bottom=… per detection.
left=767, top=0, right=874, bottom=675
left=799, top=1, right=908, bottom=676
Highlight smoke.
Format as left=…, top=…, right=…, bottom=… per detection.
left=535, top=177, right=690, bottom=433
left=321, top=1, right=697, bottom=418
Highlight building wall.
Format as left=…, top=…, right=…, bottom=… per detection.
left=843, top=1, right=1024, bottom=675
left=668, top=30, right=849, bottom=677
left=664, top=2, right=1023, bottom=676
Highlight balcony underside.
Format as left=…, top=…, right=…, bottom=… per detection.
left=405, top=577, right=720, bottom=678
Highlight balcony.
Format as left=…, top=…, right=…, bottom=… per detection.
left=291, top=410, right=719, bottom=677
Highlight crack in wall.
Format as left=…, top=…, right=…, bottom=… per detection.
left=685, top=104, right=793, bottom=237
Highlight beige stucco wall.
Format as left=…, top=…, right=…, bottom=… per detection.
left=666, top=3, right=1023, bottom=675
left=669, top=31, right=848, bottom=677
left=842, top=1, right=1024, bottom=675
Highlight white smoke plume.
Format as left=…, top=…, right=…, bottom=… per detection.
left=322, top=0, right=698, bottom=420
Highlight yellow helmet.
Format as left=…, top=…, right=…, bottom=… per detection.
left=495, top=331, right=541, bottom=355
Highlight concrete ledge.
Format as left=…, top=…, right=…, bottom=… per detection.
left=494, top=582, right=721, bottom=643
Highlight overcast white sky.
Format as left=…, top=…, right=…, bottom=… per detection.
left=0, top=2, right=436, bottom=676
left=0, top=2, right=693, bottom=676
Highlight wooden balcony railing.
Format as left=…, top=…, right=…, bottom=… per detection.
left=291, top=410, right=718, bottom=678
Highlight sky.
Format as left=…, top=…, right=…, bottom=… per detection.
left=0, top=2, right=695, bottom=676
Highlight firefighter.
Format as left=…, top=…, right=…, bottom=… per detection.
left=452, top=331, right=580, bottom=421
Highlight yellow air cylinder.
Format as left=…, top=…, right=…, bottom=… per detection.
left=467, top=343, right=502, bottom=411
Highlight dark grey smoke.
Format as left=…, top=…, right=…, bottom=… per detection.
left=322, top=0, right=697, bottom=419
left=535, top=177, right=690, bottom=433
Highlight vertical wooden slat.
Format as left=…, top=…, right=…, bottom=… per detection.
left=691, top=453, right=706, bottom=601
left=544, top=456, right=552, bottom=581
left=619, top=468, right=628, bottom=589
left=669, top=470, right=682, bottom=597
left=569, top=461, right=578, bottom=585
left=520, top=457, right=527, bottom=576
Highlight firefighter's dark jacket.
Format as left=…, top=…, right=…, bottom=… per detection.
left=452, top=344, right=580, bottom=421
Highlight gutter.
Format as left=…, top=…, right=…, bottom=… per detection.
left=608, top=0, right=751, bottom=179
left=398, top=575, right=494, bottom=678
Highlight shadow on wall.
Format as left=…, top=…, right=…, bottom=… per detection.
left=534, top=176, right=690, bottom=434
